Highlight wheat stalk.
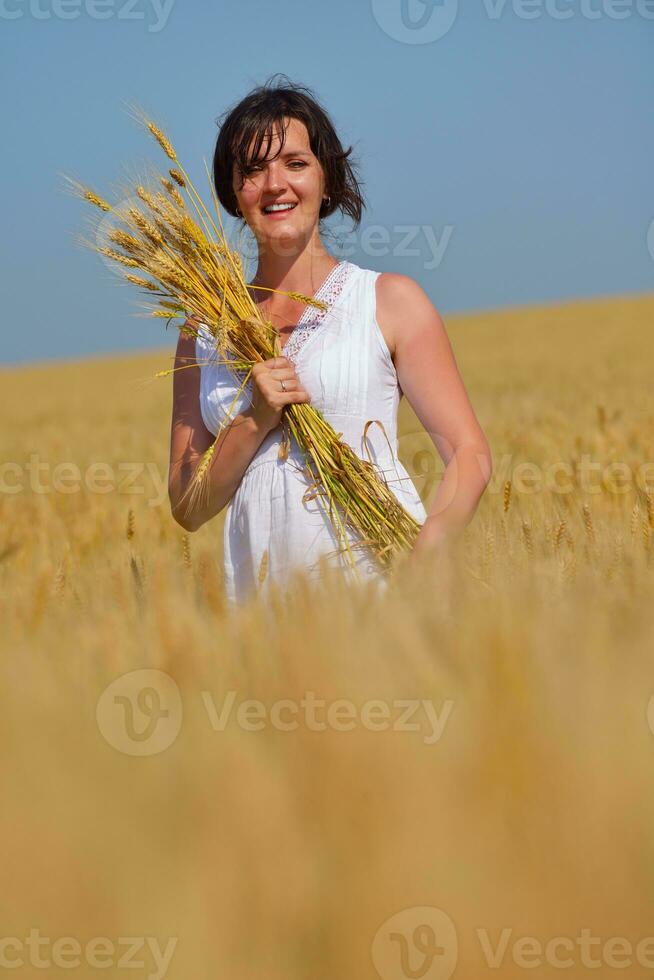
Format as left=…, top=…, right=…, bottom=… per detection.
left=554, top=519, right=567, bottom=550
left=503, top=479, right=512, bottom=514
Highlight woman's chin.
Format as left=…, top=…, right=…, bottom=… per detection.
left=254, top=225, right=305, bottom=248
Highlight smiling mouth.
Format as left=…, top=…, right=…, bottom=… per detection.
left=261, top=203, right=298, bottom=215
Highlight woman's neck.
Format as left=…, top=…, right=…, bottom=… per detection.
left=250, top=243, right=338, bottom=296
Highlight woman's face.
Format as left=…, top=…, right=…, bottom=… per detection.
left=232, top=116, right=327, bottom=252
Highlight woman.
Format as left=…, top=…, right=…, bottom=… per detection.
left=168, top=76, right=493, bottom=606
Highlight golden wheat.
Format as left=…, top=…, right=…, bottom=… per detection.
left=1, top=293, right=653, bottom=977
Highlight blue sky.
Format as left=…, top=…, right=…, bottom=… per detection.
left=2, top=0, right=652, bottom=363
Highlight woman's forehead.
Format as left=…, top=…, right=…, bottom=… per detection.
left=247, top=117, right=311, bottom=158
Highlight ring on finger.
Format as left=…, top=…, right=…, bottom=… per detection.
left=280, top=379, right=287, bottom=392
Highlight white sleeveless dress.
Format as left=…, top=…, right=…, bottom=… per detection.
left=195, top=260, right=427, bottom=605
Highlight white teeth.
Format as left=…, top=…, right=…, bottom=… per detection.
left=263, top=203, right=296, bottom=213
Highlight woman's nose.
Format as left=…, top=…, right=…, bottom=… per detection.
left=262, top=162, right=285, bottom=193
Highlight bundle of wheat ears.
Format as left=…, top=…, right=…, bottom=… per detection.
left=65, top=108, right=422, bottom=578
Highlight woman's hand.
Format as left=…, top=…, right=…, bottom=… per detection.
left=250, top=356, right=312, bottom=436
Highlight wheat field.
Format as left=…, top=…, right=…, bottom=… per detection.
left=1, top=292, right=653, bottom=979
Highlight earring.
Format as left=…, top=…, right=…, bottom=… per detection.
left=235, top=207, right=242, bottom=218
left=323, top=196, right=331, bottom=208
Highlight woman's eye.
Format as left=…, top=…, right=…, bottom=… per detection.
left=245, top=161, right=304, bottom=177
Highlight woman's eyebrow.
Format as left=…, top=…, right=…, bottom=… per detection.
left=248, top=149, right=311, bottom=165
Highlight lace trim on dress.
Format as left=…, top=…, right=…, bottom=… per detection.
left=282, top=260, right=353, bottom=363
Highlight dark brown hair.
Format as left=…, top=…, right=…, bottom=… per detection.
left=212, top=74, right=365, bottom=226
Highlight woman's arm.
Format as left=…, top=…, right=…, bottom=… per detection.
left=375, top=274, right=493, bottom=559
left=168, top=329, right=268, bottom=532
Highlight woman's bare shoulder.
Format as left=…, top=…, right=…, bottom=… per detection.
left=374, top=272, right=441, bottom=358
